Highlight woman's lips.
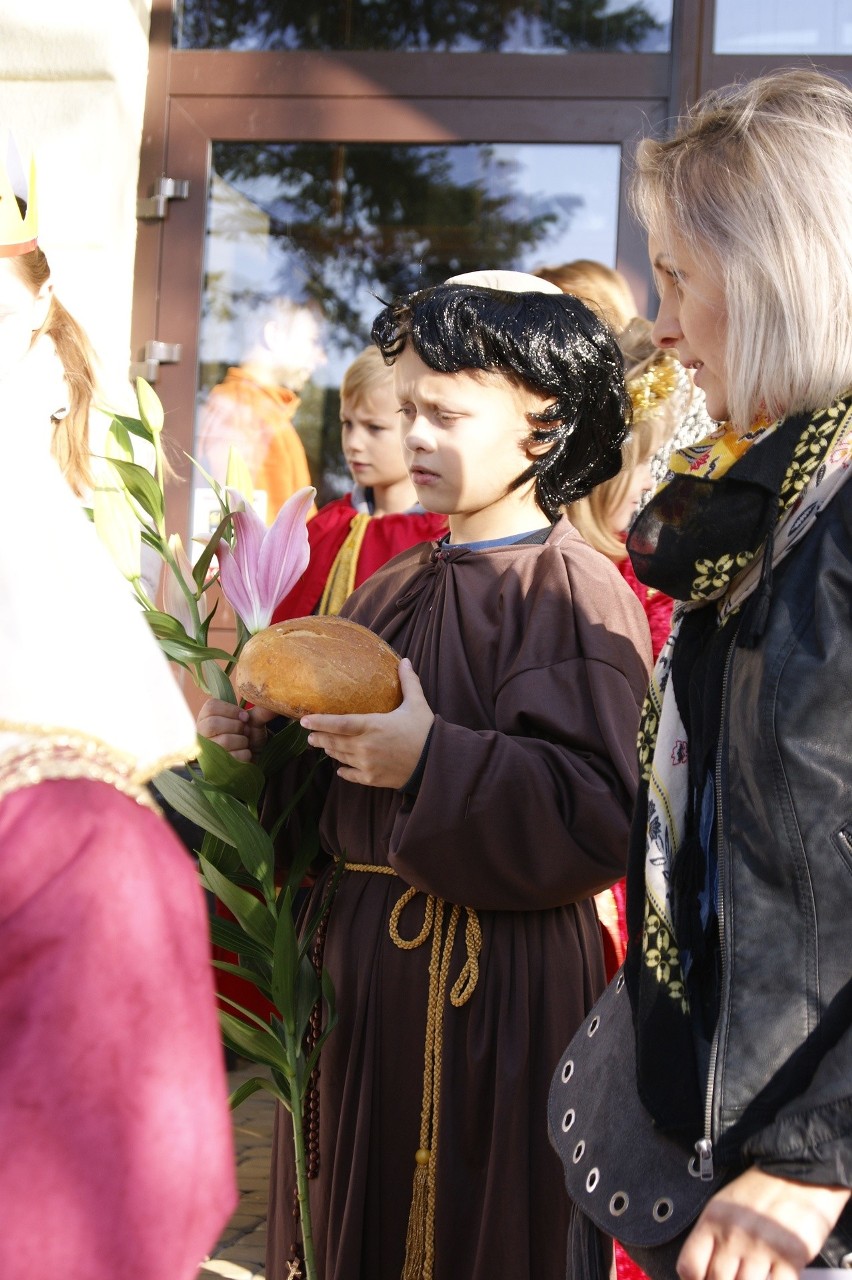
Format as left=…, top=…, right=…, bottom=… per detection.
left=410, top=467, right=439, bottom=485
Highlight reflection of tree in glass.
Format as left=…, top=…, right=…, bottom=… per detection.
left=212, top=142, right=574, bottom=346
left=177, top=0, right=663, bottom=52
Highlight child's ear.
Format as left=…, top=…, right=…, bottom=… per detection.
left=525, top=429, right=555, bottom=460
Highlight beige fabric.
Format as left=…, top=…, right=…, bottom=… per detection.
left=445, top=269, right=562, bottom=294
left=0, top=429, right=197, bottom=779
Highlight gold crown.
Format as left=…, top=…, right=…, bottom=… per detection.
left=0, top=137, right=37, bottom=258
left=627, top=353, right=679, bottom=419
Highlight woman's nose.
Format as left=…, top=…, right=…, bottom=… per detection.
left=652, top=295, right=681, bottom=350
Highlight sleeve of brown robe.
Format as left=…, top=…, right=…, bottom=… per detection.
left=387, top=540, right=651, bottom=912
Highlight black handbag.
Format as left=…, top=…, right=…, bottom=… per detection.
left=547, top=968, right=730, bottom=1280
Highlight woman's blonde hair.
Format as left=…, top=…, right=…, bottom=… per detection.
left=340, top=344, right=393, bottom=406
left=13, top=243, right=98, bottom=495
left=533, top=259, right=638, bottom=333
left=569, top=317, right=677, bottom=559
left=632, top=68, right=852, bottom=431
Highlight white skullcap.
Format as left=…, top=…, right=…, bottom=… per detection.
left=445, top=269, right=562, bottom=295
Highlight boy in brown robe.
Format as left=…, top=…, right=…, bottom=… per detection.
left=199, top=270, right=652, bottom=1280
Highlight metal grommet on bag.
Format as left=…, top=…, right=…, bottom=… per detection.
left=653, top=1198, right=674, bottom=1222
left=547, top=966, right=728, bottom=1254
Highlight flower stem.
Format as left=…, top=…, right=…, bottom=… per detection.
left=290, top=1098, right=318, bottom=1280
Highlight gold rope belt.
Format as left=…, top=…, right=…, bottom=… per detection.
left=339, top=860, right=482, bottom=1280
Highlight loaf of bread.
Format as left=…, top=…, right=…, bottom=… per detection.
left=233, top=615, right=403, bottom=718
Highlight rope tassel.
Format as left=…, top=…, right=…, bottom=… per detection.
left=390, top=889, right=482, bottom=1280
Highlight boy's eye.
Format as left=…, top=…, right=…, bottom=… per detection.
left=398, top=405, right=415, bottom=420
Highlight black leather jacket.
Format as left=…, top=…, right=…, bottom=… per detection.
left=708, top=472, right=852, bottom=1251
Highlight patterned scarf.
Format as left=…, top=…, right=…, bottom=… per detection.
left=624, top=394, right=852, bottom=1131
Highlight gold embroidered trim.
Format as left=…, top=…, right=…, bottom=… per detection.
left=318, top=513, right=371, bottom=616
left=0, top=720, right=195, bottom=789
left=0, top=730, right=183, bottom=811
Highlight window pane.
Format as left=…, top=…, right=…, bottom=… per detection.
left=174, top=0, right=672, bottom=52
left=714, top=0, right=852, bottom=53
left=190, top=140, right=622, bottom=537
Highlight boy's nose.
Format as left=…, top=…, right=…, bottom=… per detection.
left=403, top=421, right=435, bottom=453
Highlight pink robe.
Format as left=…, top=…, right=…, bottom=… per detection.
left=0, top=776, right=237, bottom=1280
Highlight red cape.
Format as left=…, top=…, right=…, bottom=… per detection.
left=273, top=494, right=447, bottom=621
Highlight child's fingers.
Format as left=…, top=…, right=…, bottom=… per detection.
left=302, top=713, right=370, bottom=736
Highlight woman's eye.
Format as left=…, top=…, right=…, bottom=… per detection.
left=398, top=405, right=415, bottom=420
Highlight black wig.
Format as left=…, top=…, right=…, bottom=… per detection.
left=370, top=283, right=631, bottom=518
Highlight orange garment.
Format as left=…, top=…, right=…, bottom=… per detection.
left=197, top=366, right=313, bottom=522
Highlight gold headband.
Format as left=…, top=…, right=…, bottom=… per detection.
left=626, top=354, right=679, bottom=419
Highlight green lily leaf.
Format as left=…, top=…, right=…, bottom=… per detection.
left=111, top=412, right=155, bottom=445
left=198, top=830, right=241, bottom=877
left=218, top=1010, right=290, bottom=1073
left=152, top=768, right=237, bottom=846
left=208, top=915, right=271, bottom=966
left=228, top=1075, right=289, bottom=1111
left=204, top=792, right=274, bottom=898
left=200, top=856, right=276, bottom=949
left=272, top=890, right=299, bottom=1034
left=105, top=420, right=135, bottom=462
left=192, top=509, right=235, bottom=591
left=294, top=952, right=321, bottom=1047
left=145, top=610, right=193, bottom=641
left=197, top=734, right=265, bottom=807
left=211, top=959, right=274, bottom=1001
left=155, top=635, right=234, bottom=665
left=135, top=377, right=165, bottom=435
left=258, top=720, right=310, bottom=776
left=202, top=661, right=238, bottom=703
left=108, top=458, right=164, bottom=525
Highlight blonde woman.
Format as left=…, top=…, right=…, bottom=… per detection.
left=607, top=70, right=852, bottom=1279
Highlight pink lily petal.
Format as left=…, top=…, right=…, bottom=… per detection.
left=217, top=490, right=268, bottom=631
left=225, top=489, right=266, bottom=590
left=255, top=486, right=315, bottom=619
left=218, top=486, right=315, bottom=633
left=216, top=538, right=262, bottom=633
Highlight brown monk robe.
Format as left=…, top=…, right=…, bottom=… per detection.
left=266, top=516, right=651, bottom=1280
